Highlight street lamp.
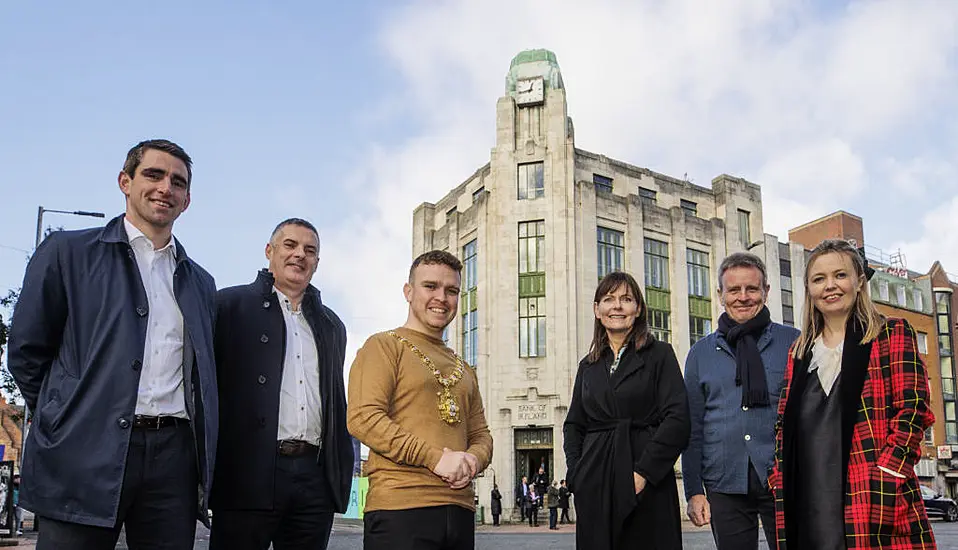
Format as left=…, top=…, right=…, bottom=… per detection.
left=35, top=206, right=106, bottom=249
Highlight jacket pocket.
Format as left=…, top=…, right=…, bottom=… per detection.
left=869, top=467, right=915, bottom=536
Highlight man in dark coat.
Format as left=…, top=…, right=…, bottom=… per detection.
left=8, top=139, right=218, bottom=549
left=558, top=479, right=571, bottom=523
left=209, top=218, right=352, bottom=550
left=490, top=485, right=502, bottom=526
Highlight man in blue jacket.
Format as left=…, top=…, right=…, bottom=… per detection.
left=682, top=252, right=799, bottom=550
left=7, top=139, right=218, bottom=550
left=209, top=218, right=352, bottom=550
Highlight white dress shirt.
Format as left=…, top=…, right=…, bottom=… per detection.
left=275, top=288, right=323, bottom=446
left=125, top=218, right=187, bottom=419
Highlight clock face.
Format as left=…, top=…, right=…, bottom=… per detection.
left=516, top=77, right=544, bottom=106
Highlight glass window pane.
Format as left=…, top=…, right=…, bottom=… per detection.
left=942, top=356, right=954, bottom=377
left=941, top=335, right=953, bottom=356
left=947, top=422, right=958, bottom=444
left=938, top=292, right=951, bottom=314
left=946, top=401, right=956, bottom=422
left=940, top=314, right=951, bottom=334
left=943, top=378, right=955, bottom=400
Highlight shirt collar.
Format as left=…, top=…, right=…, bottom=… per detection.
left=124, top=217, right=177, bottom=257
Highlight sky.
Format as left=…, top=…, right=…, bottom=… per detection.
left=2, top=0, right=958, bottom=387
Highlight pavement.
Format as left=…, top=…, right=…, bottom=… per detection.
left=7, top=515, right=958, bottom=549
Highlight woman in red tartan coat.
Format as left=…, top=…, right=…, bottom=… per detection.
left=769, top=239, right=936, bottom=550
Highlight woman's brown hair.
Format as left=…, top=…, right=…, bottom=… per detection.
left=586, top=271, right=650, bottom=363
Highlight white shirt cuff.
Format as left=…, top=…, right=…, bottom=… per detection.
left=877, top=465, right=906, bottom=479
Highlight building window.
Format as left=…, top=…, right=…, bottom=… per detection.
left=917, top=332, right=928, bottom=355
left=780, top=249, right=794, bottom=327
left=687, top=249, right=709, bottom=298
left=518, top=162, right=544, bottom=200
left=645, top=238, right=671, bottom=343
left=680, top=199, right=698, bottom=217
left=896, top=285, right=906, bottom=307
left=688, top=249, right=711, bottom=346
left=878, top=280, right=889, bottom=301
left=472, top=187, right=485, bottom=203
left=914, top=289, right=924, bottom=311
left=782, top=306, right=794, bottom=326
left=597, top=227, right=624, bottom=280
left=461, top=240, right=478, bottom=367
left=936, top=291, right=956, bottom=443
left=644, top=239, right=670, bottom=290
left=519, top=221, right=546, bottom=358
left=690, top=316, right=711, bottom=345
left=738, top=209, right=751, bottom=248
left=594, top=174, right=613, bottom=193
left=639, top=187, right=657, bottom=206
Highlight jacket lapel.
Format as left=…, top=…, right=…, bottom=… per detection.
left=839, top=317, right=873, bottom=485
left=611, top=344, right=646, bottom=390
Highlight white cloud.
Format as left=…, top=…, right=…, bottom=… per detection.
left=319, top=0, right=958, bottom=362
left=892, top=196, right=958, bottom=275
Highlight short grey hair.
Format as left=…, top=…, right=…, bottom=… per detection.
left=717, top=252, right=768, bottom=291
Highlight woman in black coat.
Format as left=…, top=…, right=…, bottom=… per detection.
left=490, top=485, right=502, bottom=526
left=564, top=271, right=691, bottom=549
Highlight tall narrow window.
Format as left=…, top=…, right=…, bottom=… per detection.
left=896, top=285, right=906, bottom=307
left=461, top=240, right=478, bottom=367
left=937, top=291, right=956, bottom=442
left=680, top=199, right=698, bottom=217
left=593, top=174, right=613, bottom=193
left=644, top=238, right=671, bottom=343
left=914, top=288, right=924, bottom=311
left=519, top=221, right=546, bottom=357
left=518, top=162, right=544, bottom=200
left=779, top=242, right=794, bottom=326
left=687, top=249, right=711, bottom=345
left=738, top=209, right=751, bottom=248
left=878, top=280, right=889, bottom=301
left=597, top=227, right=624, bottom=280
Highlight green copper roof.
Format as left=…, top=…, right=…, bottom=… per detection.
left=506, top=49, right=564, bottom=93
left=510, top=49, right=558, bottom=68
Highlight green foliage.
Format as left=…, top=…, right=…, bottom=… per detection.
left=0, top=289, right=21, bottom=407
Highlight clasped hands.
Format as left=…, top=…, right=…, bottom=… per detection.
left=432, top=447, right=480, bottom=489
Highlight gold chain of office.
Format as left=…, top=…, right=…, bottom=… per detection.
left=388, top=331, right=465, bottom=425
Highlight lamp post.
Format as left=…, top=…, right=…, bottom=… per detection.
left=35, top=207, right=106, bottom=249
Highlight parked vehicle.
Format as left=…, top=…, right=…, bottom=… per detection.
left=921, top=485, right=958, bottom=522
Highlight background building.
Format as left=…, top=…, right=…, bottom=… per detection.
left=412, top=49, right=806, bottom=521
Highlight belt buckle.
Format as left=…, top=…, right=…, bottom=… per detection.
left=138, top=415, right=161, bottom=430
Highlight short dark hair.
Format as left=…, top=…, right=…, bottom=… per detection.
left=270, top=218, right=319, bottom=244
left=586, top=271, right=650, bottom=363
left=122, top=139, right=193, bottom=185
left=408, top=250, right=462, bottom=281
left=717, top=252, right=768, bottom=291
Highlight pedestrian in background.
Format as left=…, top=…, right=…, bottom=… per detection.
left=547, top=481, right=560, bottom=530
left=490, top=485, right=502, bottom=527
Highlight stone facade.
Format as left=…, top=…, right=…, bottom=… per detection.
left=411, top=50, right=806, bottom=521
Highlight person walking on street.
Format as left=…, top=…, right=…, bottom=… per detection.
left=547, top=481, right=560, bottom=530
left=682, top=252, right=798, bottom=550
left=533, top=466, right=548, bottom=509
left=7, top=139, right=218, bottom=550
left=347, top=250, right=493, bottom=550
left=558, top=480, right=571, bottom=524
left=490, top=485, right=502, bottom=527
left=526, top=487, right=539, bottom=527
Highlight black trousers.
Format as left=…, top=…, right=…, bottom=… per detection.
left=364, top=505, right=474, bottom=550
left=37, top=421, right=198, bottom=550
left=209, top=452, right=335, bottom=550
left=560, top=505, right=570, bottom=523
left=707, top=463, right=776, bottom=550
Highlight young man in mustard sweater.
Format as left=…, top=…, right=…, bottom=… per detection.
left=347, top=250, right=493, bottom=550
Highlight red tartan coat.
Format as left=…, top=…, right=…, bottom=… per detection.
left=768, top=318, right=936, bottom=550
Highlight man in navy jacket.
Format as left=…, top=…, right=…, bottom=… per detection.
left=8, top=139, right=218, bottom=550
left=209, top=218, right=352, bottom=550
left=682, top=252, right=799, bottom=550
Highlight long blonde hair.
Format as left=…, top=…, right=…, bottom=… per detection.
left=792, top=239, right=885, bottom=359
